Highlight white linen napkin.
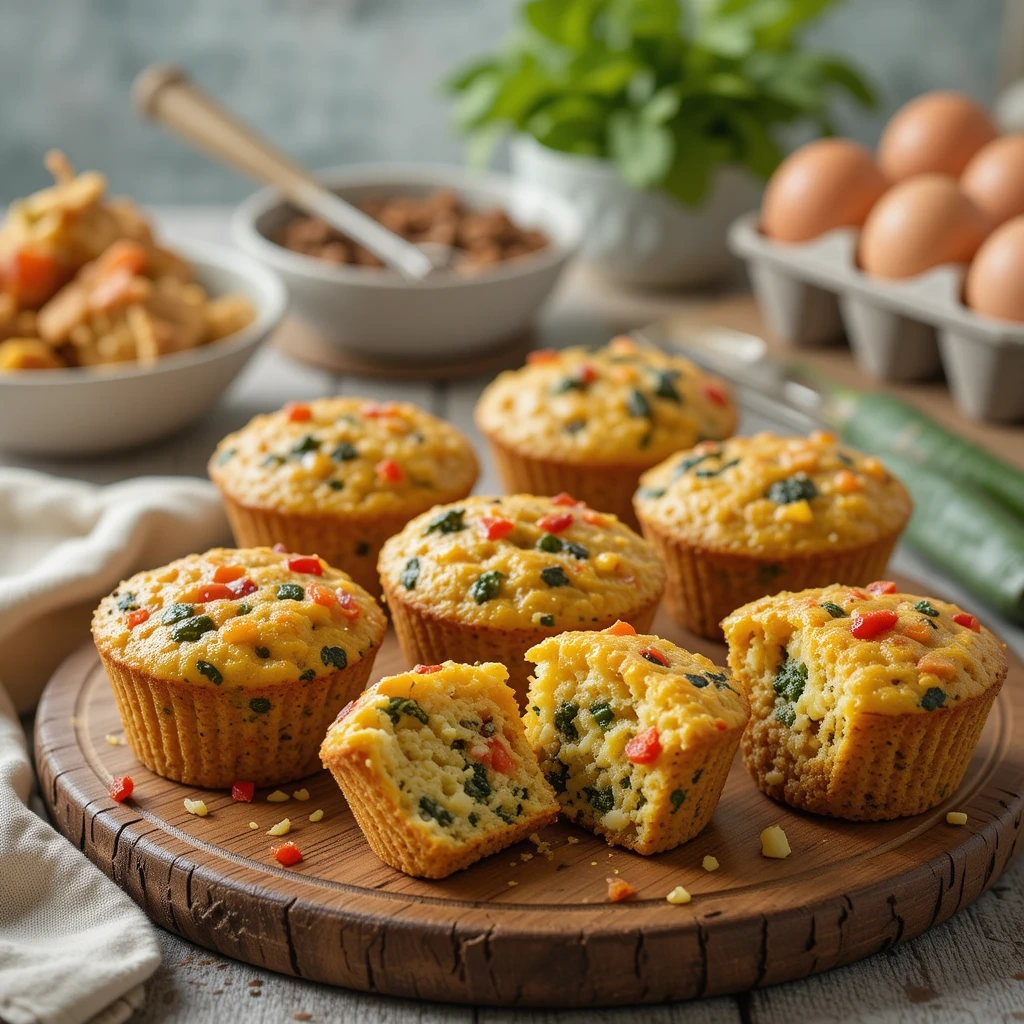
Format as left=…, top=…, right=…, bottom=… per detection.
left=0, top=468, right=230, bottom=1024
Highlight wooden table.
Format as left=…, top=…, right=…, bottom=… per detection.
left=14, top=210, right=1024, bottom=1024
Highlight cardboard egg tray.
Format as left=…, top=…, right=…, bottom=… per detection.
left=728, top=211, right=1024, bottom=423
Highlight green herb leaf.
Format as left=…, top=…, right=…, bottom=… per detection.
left=626, top=388, right=652, bottom=419
left=255, top=646, right=270, bottom=659
left=276, top=583, right=305, bottom=601
left=249, top=697, right=271, bottom=714
left=695, top=458, right=740, bottom=478
left=685, top=672, right=709, bottom=689
left=290, top=434, right=320, bottom=457
left=914, top=600, right=940, bottom=618
left=331, top=442, right=358, bottom=462
left=921, top=687, right=947, bottom=712
left=673, top=451, right=717, bottom=478
left=418, top=795, right=453, bottom=827
left=773, top=658, right=807, bottom=702
left=463, top=761, right=491, bottom=803
left=767, top=473, right=818, bottom=504
left=116, top=593, right=139, bottom=612
left=775, top=702, right=796, bottom=727
left=469, top=569, right=505, bottom=604
left=424, top=508, right=467, bottom=535
left=171, top=615, right=217, bottom=643
left=536, top=533, right=563, bottom=553
left=162, top=603, right=194, bottom=625
left=590, top=701, right=614, bottom=729
left=541, top=565, right=571, bottom=587
left=637, top=486, right=666, bottom=500
left=584, top=786, right=615, bottom=813
left=554, top=701, right=579, bottom=741
left=539, top=613, right=556, bottom=627
left=565, top=541, right=589, bottom=560
left=820, top=602, right=847, bottom=618
left=652, top=369, right=681, bottom=402
left=384, top=696, right=429, bottom=725
left=196, top=660, right=223, bottom=685
left=216, top=448, right=236, bottom=466
left=400, top=557, right=420, bottom=589
left=299, top=668, right=316, bottom=682
left=669, top=788, right=686, bottom=813
left=320, top=646, right=348, bottom=671
left=546, top=760, right=570, bottom=794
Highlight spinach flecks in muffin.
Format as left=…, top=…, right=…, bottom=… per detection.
left=463, top=761, right=491, bottom=803
left=590, top=701, right=614, bottom=729
left=469, top=570, right=504, bottom=604
left=685, top=673, right=710, bottom=689
left=637, top=486, right=666, bottom=500
left=290, top=434, right=320, bottom=457
left=331, top=442, right=358, bottom=462
left=418, top=796, right=453, bottom=827
left=691, top=767, right=704, bottom=784
left=327, top=480, right=344, bottom=491
left=820, top=602, right=847, bottom=618
left=539, top=613, right=556, bottom=627
left=262, top=453, right=286, bottom=468
left=236, top=603, right=252, bottom=616
left=495, top=805, right=518, bottom=825
left=652, top=369, right=681, bottom=402
left=162, top=603, right=194, bottom=625
left=299, top=668, right=316, bottom=682
left=195, top=660, right=223, bottom=685
left=584, top=786, right=614, bottom=813
left=320, top=646, right=348, bottom=671
left=921, top=687, right=947, bottom=711
left=554, top=701, right=579, bottom=742
left=400, top=557, right=420, bottom=589
left=914, top=600, right=940, bottom=618
left=536, top=533, right=563, bottom=553
left=116, top=592, right=139, bottom=612
left=255, top=646, right=271, bottom=659
left=276, top=583, right=305, bottom=601
left=773, top=658, right=807, bottom=702
left=216, top=448, right=236, bottom=466
left=627, top=389, right=652, bottom=419
left=171, top=615, right=217, bottom=643
left=541, top=566, right=570, bottom=588
left=384, top=696, right=429, bottom=726
left=546, top=761, right=569, bottom=794
left=767, top=473, right=818, bottom=504
left=672, top=450, right=718, bottom=478
left=695, top=458, right=740, bottom=478
left=424, top=508, right=466, bottom=535
left=249, top=697, right=271, bottom=714
left=564, top=542, right=589, bottom=560
left=774, top=701, right=797, bottom=727
left=564, top=419, right=587, bottom=434
left=669, top=788, right=686, bottom=813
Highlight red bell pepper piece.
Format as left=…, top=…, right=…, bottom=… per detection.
left=479, top=516, right=514, bottom=541
left=953, top=612, right=981, bottom=632
left=414, top=664, right=443, bottom=674
left=851, top=608, right=899, bottom=640
left=287, top=555, right=323, bottom=576
left=284, top=402, right=311, bottom=422
left=231, top=781, right=255, bottom=803
left=375, top=458, right=405, bottom=483
left=867, top=580, right=897, bottom=596
left=639, top=646, right=670, bottom=667
left=124, top=609, right=150, bottom=629
left=625, top=727, right=661, bottom=765
left=109, top=776, right=134, bottom=803
left=271, top=842, right=303, bottom=867
left=537, top=512, right=574, bottom=534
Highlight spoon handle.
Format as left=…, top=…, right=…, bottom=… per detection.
left=133, top=64, right=433, bottom=280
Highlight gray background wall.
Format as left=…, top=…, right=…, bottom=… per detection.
left=0, top=0, right=1006, bottom=205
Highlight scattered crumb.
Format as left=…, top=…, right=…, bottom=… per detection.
left=267, top=818, right=292, bottom=837
left=364, top=758, right=372, bottom=769
left=292, top=788, right=310, bottom=801
left=308, top=809, right=324, bottom=823
left=520, top=852, right=533, bottom=862
left=248, top=980, right=263, bottom=987
left=764, top=769, right=784, bottom=786
left=528, top=833, right=554, bottom=860
left=946, top=811, right=968, bottom=826
left=590, top=861, right=598, bottom=866
left=249, top=990, right=261, bottom=998
left=606, top=877, right=635, bottom=902
left=215, top=963, right=227, bottom=970
left=105, top=733, right=126, bottom=746
left=760, top=825, right=791, bottom=859
left=904, top=982, right=936, bottom=1004
left=1013, top=972, right=1024, bottom=981
left=249, top=822, right=258, bottom=830
left=293, top=1015, right=313, bottom=1022
left=183, top=798, right=209, bottom=817
left=507, top=880, right=518, bottom=887
left=607, top=852, right=614, bottom=858
left=266, top=790, right=290, bottom=803
left=702, top=855, right=720, bottom=872
left=666, top=885, right=692, bottom=905
left=611, top=868, right=619, bottom=875
left=198, top=959, right=215, bottom=966
left=566, top=836, right=579, bottom=845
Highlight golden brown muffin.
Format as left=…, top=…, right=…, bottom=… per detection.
left=377, top=493, right=666, bottom=701
left=722, top=583, right=1007, bottom=820
left=320, top=661, right=559, bottom=878
left=91, top=546, right=386, bottom=788
left=209, top=398, right=478, bottom=598
left=474, top=336, right=736, bottom=528
left=634, top=431, right=912, bottom=639
left=524, top=621, right=748, bottom=854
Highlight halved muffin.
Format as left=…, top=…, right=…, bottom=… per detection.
left=723, top=583, right=1007, bottom=820
left=524, top=623, right=749, bottom=854
left=320, top=661, right=559, bottom=878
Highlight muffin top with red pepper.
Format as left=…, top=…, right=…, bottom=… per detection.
left=91, top=547, right=386, bottom=688
left=722, top=583, right=1007, bottom=719
left=377, top=493, right=665, bottom=631
left=474, top=336, right=737, bottom=466
left=208, top=398, right=478, bottom=517
left=634, top=431, right=913, bottom=556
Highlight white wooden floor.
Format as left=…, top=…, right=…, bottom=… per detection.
left=12, top=210, right=1024, bottom=1023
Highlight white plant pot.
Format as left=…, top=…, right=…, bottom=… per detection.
left=510, top=135, right=762, bottom=288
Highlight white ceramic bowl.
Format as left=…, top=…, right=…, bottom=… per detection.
left=0, top=242, right=286, bottom=456
left=510, top=135, right=762, bottom=288
left=231, top=163, right=581, bottom=360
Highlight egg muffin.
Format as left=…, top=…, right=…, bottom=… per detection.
left=723, top=583, right=1007, bottom=820
left=377, top=493, right=666, bottom=701
left=634, top=431, right=912, bottom=639
left=92, top=547, right=387, bottom=789
left=524, top=622, right=748, bottom=854
left=209, top=398, right=479, bottom=598
left=320, top=661, right=559, bottom=878
left=474, top=336, right=736, bottom=528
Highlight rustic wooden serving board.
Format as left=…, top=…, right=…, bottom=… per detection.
left=36, top=587, right=1024, bottom=1009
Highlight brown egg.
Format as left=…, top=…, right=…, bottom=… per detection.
left=965, top=215, right=1024, bottom=320
left=859, top=175, right=990, bottom=279
left=961, top=135, right=1024, bottom=225
left=760, top=138, right=888, bottom=242
left=878, top=91, right=997, bottom=181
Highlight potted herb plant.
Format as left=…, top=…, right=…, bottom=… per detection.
left=446, top=0, right=875, bottom=288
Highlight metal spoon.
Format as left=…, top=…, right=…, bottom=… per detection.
left=132, top=64, right=446, bottom=280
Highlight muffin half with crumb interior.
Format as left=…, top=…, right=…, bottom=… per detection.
left=723, top=582, right=1007, bottom=820
left=524, top=622, right=749, bottom=854
left=91, top=546, right=386, bottom=788
left=474, top=336, right=736, bottom=528
left=634, top=431, right=912, bottom=639
left=209, top=398, right=478, bottom=598
left=320, top=661, right=559, bottom=878
left=378, top=493, right=666, bottom=702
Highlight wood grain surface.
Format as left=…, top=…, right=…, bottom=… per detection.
left=35, top=586, right=1024, bottom=1009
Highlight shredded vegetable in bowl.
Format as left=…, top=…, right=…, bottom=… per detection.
left=0, top=151, right=255, bottom=372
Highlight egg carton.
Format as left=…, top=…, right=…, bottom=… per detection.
left=728, top=211, right=1024, bottom=423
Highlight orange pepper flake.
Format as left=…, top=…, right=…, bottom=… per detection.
left=109, top=775, right=134, bottom=802
left=231, top=781, right=255, bottom=803
left=902, top=622, right=935, bottom=644
left=581, top=510, right=605, bottom=526
left=701, top=381, right=729, bottom=407
left=851, top=608, right=899, bottom=640
left=714, top=718, right=728, bottom=731
left=608, top=335, right=637, bottom=354
left=124, top=608, right=150, bottom=629
left=917, top=653, right=958, bottom=681
left=527, top=348, right=560, bottom=364
left=362, top=401, right=400, bottom=418
left=624, top=727, right=661, bottom=765
left=867, top=580, right=897, bottom=596
left=375, top=458, right=405, bottom=483
left=603, top=620, right=637, bottom=636
left=810, top=430, right=837, bottom=445
left=271, top=841, right=303, bottom=867
left=639, top=646, right=669, bottom=667
left=551, top=492, right=583, bottom=507
left=308, top=582, right=336, bottom=608
left=334, top=589, right=361, bottom=619
left=833, top=469, right=862, bottom=494
left=537, top=511, right=574, bottom=534
left=213, top=564, right=246, bottom=584
left=577, top=363, right=598, bottom=384
left=487, top=737, right=515, bottom=774
left=284, top=402, right=312, bottom=422
left=953, top=612, right=981, bottom=632
left=479, top=516, right=514, bottom=541
left=414, top=664, right=443, bottom=674
left=192, top=582, right=235, bottom=603
left=606, top=877, right=636, bottom=902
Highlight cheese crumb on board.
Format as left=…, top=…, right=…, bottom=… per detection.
left=292, top=788, right=310, bottom=801
left=946, top=811, right=968, bottom=826
left=606, top=878, right=635, bottom=902
left=266, top=790, right=290, bottom=803
left=105, top=733, right=126, bottom=746
left=183, top=799, right=208, bottom=817
left=666, top=885, right=691, bottom=905
left=249, top=821, right=258, bottom=830
left=702, top=855, right=720, bottom=872
left=566, top=836, right=580, bottom=845
left=760, top=825, right=791, bottom=859
left=267, top=818, right=292, bottom=837
left=308, top=809, right=324, bottom=823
